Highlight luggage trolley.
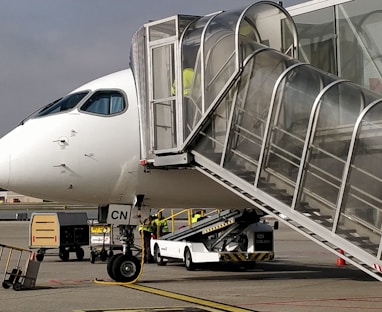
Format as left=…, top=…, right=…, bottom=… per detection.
left=0, top=243, right=40, bottom=291
left=89, top=222, right=120, bottom=263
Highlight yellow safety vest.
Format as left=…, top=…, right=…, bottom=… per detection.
left=192, top=213, right=201, bottom=223
left=160, top=219, right=169, bottom=233
left=138, top=218, right=154, bottom=232
left=171, top=68, right=194, bottom=96
left=154, top=218, right=169, bottom=234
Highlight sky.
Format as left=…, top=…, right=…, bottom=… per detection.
left=0, top=0, right=306, bottom=138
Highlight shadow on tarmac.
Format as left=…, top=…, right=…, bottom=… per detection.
left=141, top=261, right=376, bottom=283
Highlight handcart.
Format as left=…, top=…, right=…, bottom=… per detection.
left=0, top=243, right=40, bottom=291
left=89, top=222, right=121, bottom=263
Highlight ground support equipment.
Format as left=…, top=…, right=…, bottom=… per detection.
left=89, top=221, right=121, bottom=263
left=29, top=212, right=89, bottom=261
left=0, top=243, right=40, bottom=291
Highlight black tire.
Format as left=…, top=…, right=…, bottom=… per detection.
left=184, top=248, right=195, bottom=271
left=154, top=244, right=166, bottom=266
left=107, top=253, right=122, bottom=280
left=36, top=253, right=44, bottom=262
left=90, top=251, right=96, bottom=264
left=112, top=254, right=141, bottom=282
left=59, top=248, right=69, bottom=261
left=100, top=249, right=108, bottom=262
left=239, top=261, right=256, bottom=271
left=13, top=282, right=22, bottom=291
left=2, top=281, right=10, bottom=289
left=76, top=248, right=85, bottom=261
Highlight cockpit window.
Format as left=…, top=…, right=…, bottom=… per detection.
left=80, top=91, right=126, bottom=115
left=35, top=91, right=89, bottom=117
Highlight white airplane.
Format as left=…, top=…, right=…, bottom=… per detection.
left=0, top=69, right=245, bottom=210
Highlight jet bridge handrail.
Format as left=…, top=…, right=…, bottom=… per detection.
left=336, top=98, right=382, bottom=237
left=292, top=79, right=349, bottom=210
left=255, top=62, right=306, bottom=187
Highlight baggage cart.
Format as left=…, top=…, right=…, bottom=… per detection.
left=29, top=212, right=89, bottom=261
left=0, top=243, right=40, bottom=291
left=89, top=222, right=121, bottom=263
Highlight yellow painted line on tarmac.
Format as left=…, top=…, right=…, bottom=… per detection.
left=123, top=283, right=255, bottom=312
left=93, top=279, right=255, bottom=311
left=74, top=307, right=224, bottom=312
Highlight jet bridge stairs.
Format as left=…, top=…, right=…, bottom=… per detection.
left=182, top=53, right=382, bottom=280
left=157, top=43, right=382, bottom=282
left=133, top=2, right=382, bottom=281
left=181, top=56, right=382, bottom=281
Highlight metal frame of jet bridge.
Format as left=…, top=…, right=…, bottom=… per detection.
left=130, top=0, right=382, bottom=281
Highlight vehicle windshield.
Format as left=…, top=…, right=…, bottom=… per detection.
left=33, top=91, right=89, bottom=118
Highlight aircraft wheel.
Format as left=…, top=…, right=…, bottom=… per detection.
left=112, top=254, right=141, bottom=282
left=107, top=253, right=122, bottom=280
left=2, top=281, right=10, bottom=289
left=59, top=248, right=69, bottom=261
left=184, top=247, right=195, bottom=271
left=76, top=248, right=85, bottom=261
left=154, top=244, right=166, bottom=266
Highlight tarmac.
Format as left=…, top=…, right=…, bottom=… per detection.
left=0, top=220, right=381, bottom=312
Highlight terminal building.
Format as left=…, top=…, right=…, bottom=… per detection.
left=0, top=188, right=43, bottom=204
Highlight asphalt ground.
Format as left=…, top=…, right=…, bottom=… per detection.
left=0, top=221, right=381, bottom=312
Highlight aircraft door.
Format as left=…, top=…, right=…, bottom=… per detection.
left=149, top=43, right=177, bottom=152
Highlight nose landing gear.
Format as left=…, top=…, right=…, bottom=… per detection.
left=106, top=224, right=142, bottom=283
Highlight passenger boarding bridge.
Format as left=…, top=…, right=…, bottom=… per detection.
left=130, top=1, right=382, bottom=281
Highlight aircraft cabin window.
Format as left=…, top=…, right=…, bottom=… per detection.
left=80, top=91, right=126, bottom=115
left=35, top=91, right=89, bottom=117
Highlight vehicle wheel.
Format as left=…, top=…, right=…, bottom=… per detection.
left=2, top=281, right=10, bottom=289
left=184, top=248, right=195, bottom=271
left=59, top=248, right=69, bottom=261
left=76, top=248, right=85, bottom=261
left=13, top=282, right=22, bottom=291
left=108, top=250, right=114, bottom=258
left=112, top=254, right=141, bottom=282
left=154, top=244, right=166, bottom=266
left=90, top=251, right=96, bottom=264
left=107, top=253, right=122, bottom=280
left=100, top=249, right=108, bottom=262
left=36, top=252, right=44, bottom=262
left=240, top=261, right=256, bottom=271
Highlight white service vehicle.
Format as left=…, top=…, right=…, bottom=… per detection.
left=151, top=209, right=275, bottom=270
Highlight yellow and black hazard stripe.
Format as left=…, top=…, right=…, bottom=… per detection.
left=202, top=218, right=234, bottom=234
left=219, top=251, right=274, bottom=262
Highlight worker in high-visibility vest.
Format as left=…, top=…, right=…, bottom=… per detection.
left=171, top=68, right=194, bottom=96
left=153, top=211, right=169, bottom=237
left=192, top=210, right=203, bottom=223
left=138, top=215, right=155, bottom=263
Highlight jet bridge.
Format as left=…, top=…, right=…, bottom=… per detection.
left=130, top=1, right=382, bottom=281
